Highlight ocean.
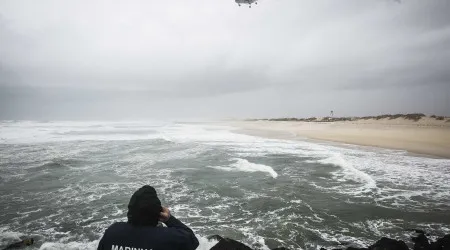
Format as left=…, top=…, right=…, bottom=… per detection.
left=0, top=121, right=449, bottom=250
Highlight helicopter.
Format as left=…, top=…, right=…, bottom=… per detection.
left=235, top=0, right=258, bottom=8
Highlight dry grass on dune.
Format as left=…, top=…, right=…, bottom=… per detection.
left=250, top=113, right=450, bottom=123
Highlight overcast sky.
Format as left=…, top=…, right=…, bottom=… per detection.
left=1, top=0, right=449, bottom=120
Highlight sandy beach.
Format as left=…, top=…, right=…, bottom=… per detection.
left=230, top=117, right=450, bottom=159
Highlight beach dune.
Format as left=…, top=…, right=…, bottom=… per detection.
left=231, top=117, right=450, bottom=158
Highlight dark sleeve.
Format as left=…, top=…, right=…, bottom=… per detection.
left=97, top=232, right=106, bottom=250
left=165, top=216, right=199, bottom=250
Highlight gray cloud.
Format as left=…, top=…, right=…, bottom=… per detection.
left=1, top=0, right=449, bottom=119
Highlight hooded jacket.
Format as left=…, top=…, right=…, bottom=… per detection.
left=97, top=186, right=199, bottom=250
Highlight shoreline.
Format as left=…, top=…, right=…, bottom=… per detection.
left=228, top=119, right=450, bottom=159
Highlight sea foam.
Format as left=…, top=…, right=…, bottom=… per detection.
left=209, top=158, right=278, bottom=178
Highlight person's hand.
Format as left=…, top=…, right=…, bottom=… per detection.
left=159, top=206, right=171, bottom=222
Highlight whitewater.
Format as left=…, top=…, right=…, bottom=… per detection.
left=0, top=121, right=449, bottom=250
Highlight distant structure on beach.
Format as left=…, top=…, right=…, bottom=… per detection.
left=330, top=110, right=334, bottom=117
left=235, top=0, right=258, bottom=7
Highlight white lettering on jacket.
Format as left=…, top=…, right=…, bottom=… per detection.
left=111, top=245, right=151, bottom=250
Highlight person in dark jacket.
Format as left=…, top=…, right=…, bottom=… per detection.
left=97, top=185, right=199, bottom=250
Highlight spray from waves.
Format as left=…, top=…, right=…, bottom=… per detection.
left=38, top=240, right=100, bottom=250
left=208, top=158, right=278, bottom=178
left=318, top=153, right=376, bottom=189
left=0, top=121, right=167, bottom=144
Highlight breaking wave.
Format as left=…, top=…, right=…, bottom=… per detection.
left=318, top=153, right=377, bottom=189
left=209, top=158, right=278, bottom=179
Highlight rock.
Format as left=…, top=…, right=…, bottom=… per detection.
left=209, top=238, right=253, bottom=250
left=412, top=230, right=450, bottom=250
left=3, top=238, right=34, bottom=249
left=208, top=235, right=290, bottom=250
left=368, top=237, right=408, bottom=250
left=412, top=231, right=430, bottom=250
left=431, top=234, right=450, bottom=250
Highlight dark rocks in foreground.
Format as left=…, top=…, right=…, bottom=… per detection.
left=319, top=237, right=409, bottom=250
left=1, top=238, right=34, bottom=250
left=209, top=231, right=450, bottom=250
left=208, top=235, right=252, bottom=250
left=208, top=235, right=290, bottom=250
